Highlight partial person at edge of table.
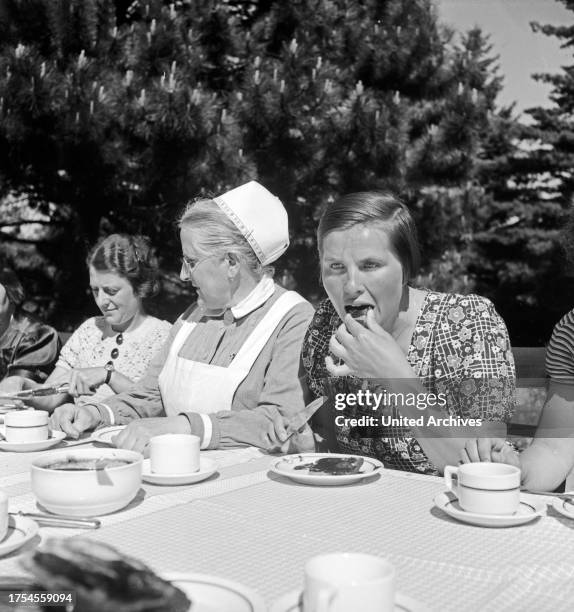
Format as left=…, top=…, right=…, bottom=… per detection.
left=0, top=266, right=60, bottom=391
left=461, top=309, right=574, bottom=492
left=3, top=234, right=171, bottom=411
left=49, top=181, right=315, bottom=452
left=299, top=190, right=516, bottom=475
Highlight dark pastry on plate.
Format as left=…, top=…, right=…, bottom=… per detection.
left=21, top=538, right=190, bottom=612
left=294, top=457, right=364, bottom=474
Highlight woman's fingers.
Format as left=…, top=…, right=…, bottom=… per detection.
left=460, top=438, right=512, bottom=465
left=328, top=334, right=345, bottom=359
left=459, top=446, right=472, bottom=464
left=325, top=355, right=351, bottom=377
left=461, top=438, right=491, bottom=463
left=50, top=405, right=79, bottom=438
left=114, top=423, right=149, bottom=454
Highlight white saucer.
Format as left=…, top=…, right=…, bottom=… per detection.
left=552, top=496, right=574, bottom=519
left=164, top=572, right=265, bottom=612
left=0, top=516, right=39, bottom=557
left=92, top=425, right=126, bottom=446
left=434, top=491, right=544, bottom=527
left=0, top=429, right=66, bottom=452
left=270, top=589, right=428, bottom=612
left=142, top=457, right=217, bottom=485
left=270, top=453, right=383, bottom=486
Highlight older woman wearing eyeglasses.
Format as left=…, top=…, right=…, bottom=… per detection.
left=50, top=182, right=314, bottom=452
left=6, top=235, right=171, bottom=411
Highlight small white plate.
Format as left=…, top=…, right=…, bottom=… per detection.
left=270, top=453, right=383, bottom=486
left=552, top=496, right=574, bottom=519
left=142, top=457, right=217, bottom=486
left=0, top=516, right=39, bottom=557
left=92, top=425, right=126, bottom=446
left=0, top=429, right=66, bottom=452
left=165, top=572, right=265, bottom=612
left=270, top=589, right=428, bottom=612
left=434, top=491, right=544, bottom=527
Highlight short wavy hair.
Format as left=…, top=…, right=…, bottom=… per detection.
left=87, top=234, right=160, bottom=298
left=317, top=191, right=421, bottom=283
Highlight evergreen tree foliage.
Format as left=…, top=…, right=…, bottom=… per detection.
left=468, top=0, right=574, bottom=344
left=0, top=0, right=522, bottom=331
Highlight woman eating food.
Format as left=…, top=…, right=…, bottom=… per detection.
left=50, top=181, right=314, bottom=452
left=301, top=191, right=515, bottom=474
left=6, top=234, right=171, bottom=411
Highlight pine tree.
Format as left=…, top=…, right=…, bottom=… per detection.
left=0, top=0, right=520, bottom=325
left=468, top=1, right=574, bottom=344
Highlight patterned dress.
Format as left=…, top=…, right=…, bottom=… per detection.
left=302, top=291, right=516, bottom=474
left=56, top=316, right=171, bottom=405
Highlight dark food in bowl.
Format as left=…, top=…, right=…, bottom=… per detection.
left=21, top=539, right=190, bottom=612
left=44, top=458, right=133, bottom=471
left=294, top=457, right=364, bottom=475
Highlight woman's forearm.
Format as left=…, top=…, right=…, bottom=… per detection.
left=106, top=370, right=136, bottom=394
left=519, top=438, right=574, bottom=491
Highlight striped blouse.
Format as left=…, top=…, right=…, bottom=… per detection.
left=546, top=309, right=574, bottom=383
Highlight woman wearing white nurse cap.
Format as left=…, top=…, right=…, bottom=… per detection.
left=51, top=180, right=315, bottom=455
left=214, top=180, right=290, bottom=265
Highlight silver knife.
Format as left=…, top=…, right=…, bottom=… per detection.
left=285, top=396, right=327, bottom=440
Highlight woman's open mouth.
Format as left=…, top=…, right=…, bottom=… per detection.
left=344, top=305, right=373, bottom=324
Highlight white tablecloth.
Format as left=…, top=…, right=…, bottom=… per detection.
left=1, top=446, right=574, bottom=611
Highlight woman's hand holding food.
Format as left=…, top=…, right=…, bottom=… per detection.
left=326, top=309, right=414, bottom=379
left=460, top=438, right=520, bottom=469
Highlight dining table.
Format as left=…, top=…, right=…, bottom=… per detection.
left=0, top=440, right=574, bottom=612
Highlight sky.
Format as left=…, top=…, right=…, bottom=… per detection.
left=436, top=0, right=572, bottom=119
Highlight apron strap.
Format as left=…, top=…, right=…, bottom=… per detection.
left=231, top=291, right=307, bottom=373
left=169, top=320, right=197, bottom=357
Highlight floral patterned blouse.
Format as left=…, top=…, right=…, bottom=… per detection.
left=302, top=290, right=516, bottom=475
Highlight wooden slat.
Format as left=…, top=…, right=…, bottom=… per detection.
left=512, top=346, right=546, bottom=388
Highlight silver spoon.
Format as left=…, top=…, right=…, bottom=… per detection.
left=12, top=511, right=100, bottom=529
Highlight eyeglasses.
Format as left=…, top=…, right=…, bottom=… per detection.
left=106, top=332, right=123, bottom=367
left=180, top=254, right=214, bottom=277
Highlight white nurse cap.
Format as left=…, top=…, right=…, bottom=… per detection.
left=213, top=181, right=289, bottom=265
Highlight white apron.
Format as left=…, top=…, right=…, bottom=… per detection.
left=158, top=290, right=305, bottom=432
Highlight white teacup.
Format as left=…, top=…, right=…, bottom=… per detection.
left=444, top=463, right=521, bottom=515
left=303, top=553, right=395, bottom=612
left=150, top=434, right=200, bottom=475
left=4, top=411, right=49, bottom=443
left=0, top=491, right=7, bottom=542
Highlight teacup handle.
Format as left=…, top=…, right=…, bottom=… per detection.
left=444, top=465, right=459, bottom=494
left=306, top=586, right=337, bottom=612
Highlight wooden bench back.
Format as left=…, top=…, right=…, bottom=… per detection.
left=513, top=346, right=546, bottom=387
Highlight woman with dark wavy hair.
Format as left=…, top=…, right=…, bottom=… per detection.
left=0, top=266, right=60, bottom=386
left=10, top=234, right=171, bottom=412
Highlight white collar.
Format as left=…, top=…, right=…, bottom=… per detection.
left=230, top=276, right=275, bottom=320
